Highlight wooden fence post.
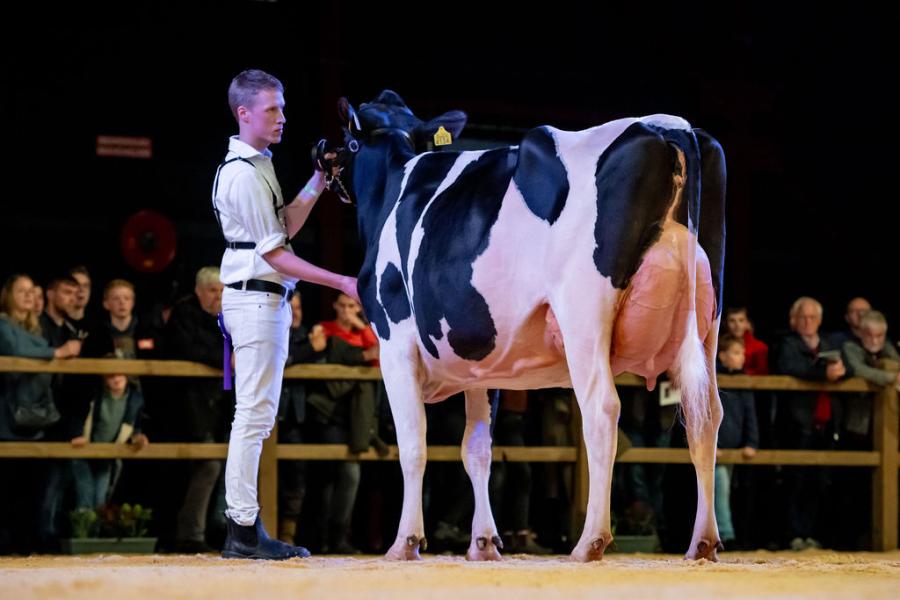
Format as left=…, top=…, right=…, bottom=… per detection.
left=872, top=385, right=899, bottom=550
left=259, top=423, right=279, bottom=534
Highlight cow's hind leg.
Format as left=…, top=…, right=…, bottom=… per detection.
left=382, top=347, right=428, bottom=561
left=552, top=293, right=620, bottom=562
left=462, top=388, right=502, bottom=561
left=682, top=318, right=724, bottom=561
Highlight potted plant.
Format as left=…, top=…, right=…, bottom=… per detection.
left=61, top=503, right=157, bottom=554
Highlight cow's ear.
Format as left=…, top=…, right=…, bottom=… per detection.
left=338, top=97, right=362, bottom=135
left=415, top=110, right=467, bottom=145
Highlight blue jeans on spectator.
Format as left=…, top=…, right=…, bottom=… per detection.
left=714, top=464, right=735, bottom=541
left=38, top=461, right=72, bottom=545
left=71, top=459, right=113, bottom=509
left=312, top=423, right=360, bottom=549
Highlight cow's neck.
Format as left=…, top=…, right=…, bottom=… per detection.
left=354, top=134, right=416, bottom=249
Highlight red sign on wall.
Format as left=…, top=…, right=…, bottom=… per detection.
left=96, top=135, right=153, bottom=159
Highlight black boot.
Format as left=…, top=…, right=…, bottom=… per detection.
left=222, top=515, right=310, bottom=560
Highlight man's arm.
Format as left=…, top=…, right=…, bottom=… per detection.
left=775, top=337, right=827, bottom=380
left=263, top=247, right=359, bottom=302
left=284, top=171, right=327, bottom=239
left=843, top=341, right=897, bottom=386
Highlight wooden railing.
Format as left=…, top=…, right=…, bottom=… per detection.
left=1, top=357, right=896, bottom=551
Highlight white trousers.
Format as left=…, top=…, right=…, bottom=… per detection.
left=221, top=287, right=291, bottom=526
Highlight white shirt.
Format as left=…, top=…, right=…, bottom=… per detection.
left=213, top=136, right=298, bottom=287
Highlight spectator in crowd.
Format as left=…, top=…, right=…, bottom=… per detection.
left=0, top=274, right=81, bottom=440
left=490, top=390, right=551, bottom=554
left=39, top=275, right=82, bottom=352
left=68, top=266, right=94, bottom=332
left=833, top=297, right=872, bottom=348
left=163, top=266, right=232, bottom=553
left=617, top=381, right=676, bottom=542
left=838, top=310, right=899, bottom=548
left=714, top=334, right=759, bottom=548
left=724, top=306, right=769, bottom=375
left=0, top=274, right=81, bottom=552
left=83, top=279, right=140, bottom=359
left=277, top=291, right=327, bottom=544
left=32, top=283, right=45, bottom=316
left=71, top=367, right=148, bottom=509
left=775, top=296, right=846, bottom=551
left=843, top=310, right=900, bottom=392
left=306, top=292, right=381, bottom=553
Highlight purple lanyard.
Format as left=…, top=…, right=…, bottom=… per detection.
left=217, top=313, right=233, bottom=391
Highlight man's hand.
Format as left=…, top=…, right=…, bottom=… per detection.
left=341, top=276, right=360, bottom=304
left=130, top=433, right=149, bottom=449
left=70, top=436, right=88, bottom=447
left=346, top=310, right=368, bottom=331
left=309, top=324, right=327, bottom=352
left=742, top=446, right=757, bottom=459
left=323, top=151, right=341, bottom=177
left=362, top=345, right=380, bottom=363
left=54, top=339, right=82, bottom=359
left=826, top=359, right=846, bottom=381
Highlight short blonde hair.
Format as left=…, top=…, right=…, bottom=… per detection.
left=228, top=70, right=283, bottom=120
left=103, top=279, right=135, bottom=299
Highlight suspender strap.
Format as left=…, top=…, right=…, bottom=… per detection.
left=211, top=155, right=285, bottom=249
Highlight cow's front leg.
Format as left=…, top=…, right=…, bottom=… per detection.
left=382, top=359, right=428, bottom=561
left=462, top=389, right=502, bottom=561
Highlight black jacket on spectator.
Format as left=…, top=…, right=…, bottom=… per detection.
left=774, top=332, right=844, bottom=432
left=716, top=365, right=760, bottom=449
left=163, top=295, right=233, bottom=441
left=82, top=315, right=147, bottom=360
left=39, top=312, right=98, bottom=440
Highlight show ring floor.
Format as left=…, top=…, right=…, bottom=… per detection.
left=3, top=550, right=900, bottom=600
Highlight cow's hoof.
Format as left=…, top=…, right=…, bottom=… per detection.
left=684, top=539, right=724, bottom=562
left=570, top=534, right=612, bottom=562
left=385, top=535, right=427, bottom=561
left=465, top=535, right=503, bottom=561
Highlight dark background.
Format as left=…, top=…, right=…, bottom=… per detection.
left=1, top=1, right=895, bottom=338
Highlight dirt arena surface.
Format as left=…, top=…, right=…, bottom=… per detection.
left=3, top=550, right=899, bottom=600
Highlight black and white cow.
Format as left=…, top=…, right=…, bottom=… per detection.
left=336, top=91, right=726, bottom=562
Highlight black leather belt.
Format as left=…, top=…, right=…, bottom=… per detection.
left=226, top=241, right=256, bottom=250
left=226, top=279, right=293, bottom=300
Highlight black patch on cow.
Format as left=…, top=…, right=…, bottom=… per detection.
left=408, top=148, right=518, bottom=360
left=395, top=153, right=461, bottom=284
left=694, top=128, right=727, bottom=317
left=379, top=262, right=411, bottom=323
left=594, top=122, right=677, bottom=289
left=355, top=139, right=416, bottom=341
left=514, top=126, right=569, bottom=224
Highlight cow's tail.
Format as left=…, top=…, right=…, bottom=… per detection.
left=668, top=143, right=712, bottom=441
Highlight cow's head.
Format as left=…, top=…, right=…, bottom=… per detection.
left=332, top=90, right=467, bottom=204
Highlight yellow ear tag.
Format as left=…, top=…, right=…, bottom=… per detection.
left=433, top=126, right=452, bottom=146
